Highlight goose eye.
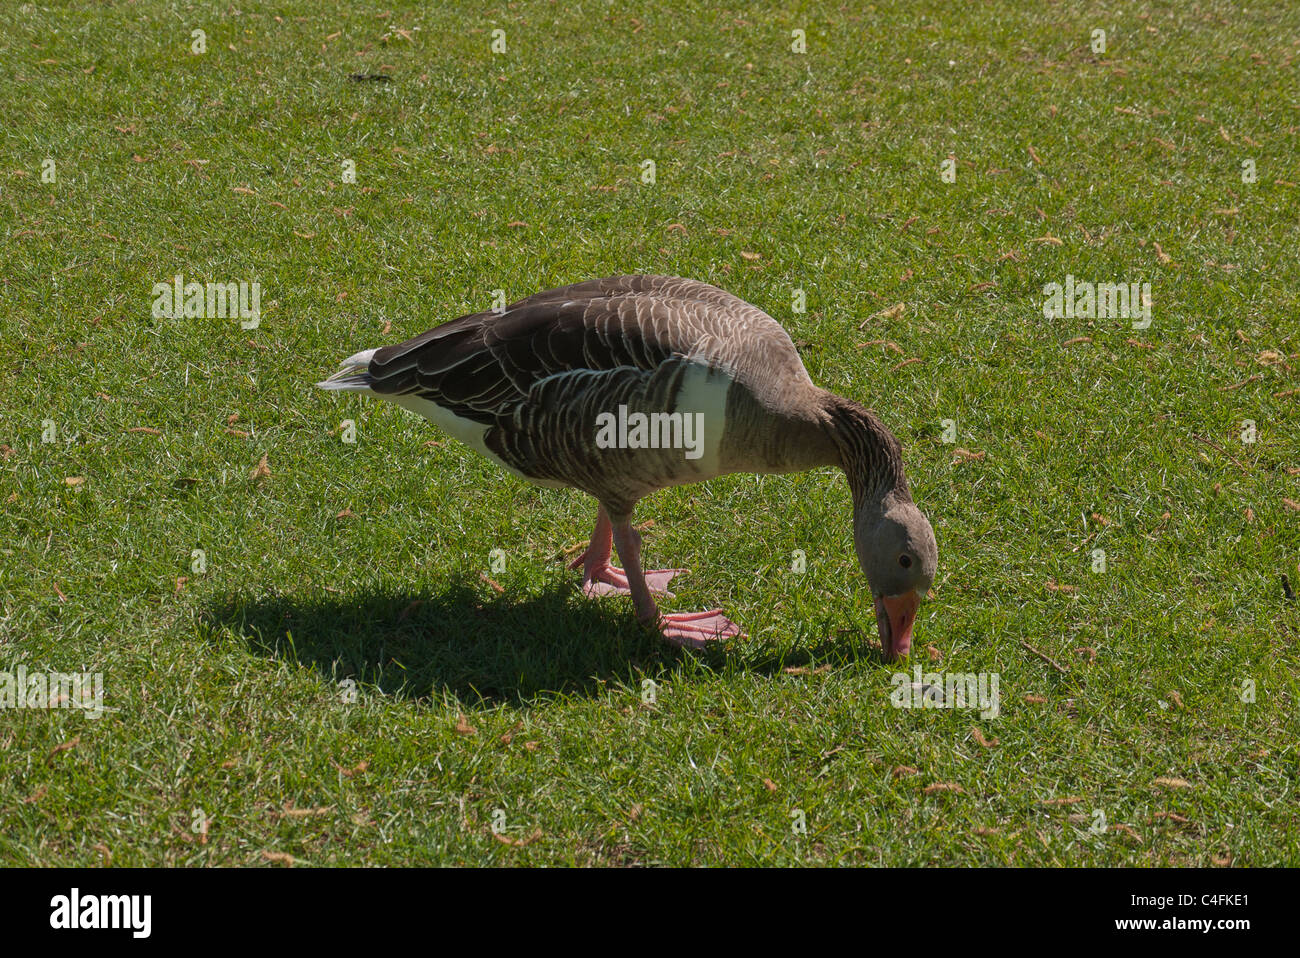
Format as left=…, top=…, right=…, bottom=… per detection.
left=899, top=554, right=913, bottom=569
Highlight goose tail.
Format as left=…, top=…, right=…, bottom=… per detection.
left=316, top=348, right=379, bottom=392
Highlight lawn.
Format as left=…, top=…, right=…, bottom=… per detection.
left=1, top=0, right=1298, bottom=866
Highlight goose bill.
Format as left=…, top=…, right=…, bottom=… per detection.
left=875, top=591, right=921, bottom=661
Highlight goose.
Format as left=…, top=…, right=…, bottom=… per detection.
left=318, top=275, right=936, bottom=658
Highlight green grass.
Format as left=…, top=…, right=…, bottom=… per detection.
left=2, top=0, right=1298, bottom=866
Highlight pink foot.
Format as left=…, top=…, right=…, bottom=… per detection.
left=657, top=610, right=744, bottom=649
left=570, top=553, right=683, bottom=598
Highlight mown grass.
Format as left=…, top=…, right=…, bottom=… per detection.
left=1, top=0, right=1298, bottom=865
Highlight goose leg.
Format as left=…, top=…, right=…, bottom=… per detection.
left=608, top=515, right=743, bottom=649
left=569, top=505, right=684, bottom=597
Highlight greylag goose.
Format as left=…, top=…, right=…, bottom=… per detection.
left=319, top=275, right=936, bottom=658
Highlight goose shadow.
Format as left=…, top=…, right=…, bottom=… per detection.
left=202, top=580, right=878, bottom=705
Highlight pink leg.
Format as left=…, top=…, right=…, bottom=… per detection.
left=569, top=506, right=684, bottom=598
left=608, top=514, right=743, bottom=650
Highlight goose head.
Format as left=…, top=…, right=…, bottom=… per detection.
left=820, top=392, right=937, bottom=661
left=854, top=498, right=937, bottom=661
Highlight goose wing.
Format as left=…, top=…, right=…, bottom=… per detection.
left=363, top=276, right=806, bottom=503
left=365, top=275, right=787, bottom=423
